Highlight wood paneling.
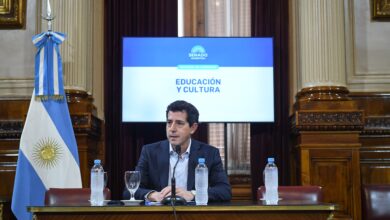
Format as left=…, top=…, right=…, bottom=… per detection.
left=350, top=93, right=390, bottom=187
left=292, top=86, right=363, bottom=220
left=229, top=175, right=252, bottom=201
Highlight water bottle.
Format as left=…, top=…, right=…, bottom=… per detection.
left=263, top=157, right=278, bottom=205
left=90, top=159, right=104, bottom=206
left=195, top=158, right=208, bottom=205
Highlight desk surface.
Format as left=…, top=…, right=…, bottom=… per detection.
left=29, top=201, right=337, bottom=220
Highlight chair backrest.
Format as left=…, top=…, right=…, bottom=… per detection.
left=44, top=188, right=111, bottom=205
left=362, top=185, right=390, bottom=220
left=257, top=186, right=323, bottom=202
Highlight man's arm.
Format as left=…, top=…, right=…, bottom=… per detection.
left=207, top=147, right=232, bottom=202
left=132, top=146, right=155, bottom=200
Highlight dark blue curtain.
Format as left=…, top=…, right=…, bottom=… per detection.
left=250, top=0, right=290, bottom=199
left=104, top=0, right=178, bottom=199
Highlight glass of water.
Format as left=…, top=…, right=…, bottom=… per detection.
left=124, top=171, right=141, bottom=201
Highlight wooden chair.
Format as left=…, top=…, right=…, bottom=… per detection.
left=257, top=186, right=323, bottom=202
left=44, top=188, right=111, bottom=205
left=362, top=185, right=390, bottom=220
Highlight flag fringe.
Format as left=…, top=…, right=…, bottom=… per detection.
left=35, top=95, right=64, bottom=101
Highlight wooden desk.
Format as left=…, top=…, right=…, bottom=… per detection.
left=29, top=201, right=336, bottom=220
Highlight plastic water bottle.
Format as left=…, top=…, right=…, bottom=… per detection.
left=195, top=158, right=208, bottom=205
left=263, top=157, right=278, bottom=204
left=90, top=159, right=104, bottom=206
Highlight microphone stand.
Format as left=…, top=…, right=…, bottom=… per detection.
left=161, top=145, right=186, bottom=205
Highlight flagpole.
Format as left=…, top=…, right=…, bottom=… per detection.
left=43, top=0, right=55, bottom=32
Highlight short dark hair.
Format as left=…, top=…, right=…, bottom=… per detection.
left=166, top=100, right=199, bottom=126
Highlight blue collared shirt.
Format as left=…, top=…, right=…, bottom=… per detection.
left=168, top=139, right=191, bottom=190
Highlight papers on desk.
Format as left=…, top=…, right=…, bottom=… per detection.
left=145, top=201, right=162, bottom=206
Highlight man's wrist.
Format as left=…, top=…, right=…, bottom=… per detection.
left=145, top=190, right=156, bottom=201
left=190, top=190, right=196, bottom=200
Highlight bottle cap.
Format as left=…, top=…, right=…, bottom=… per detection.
left=94, top=159, right=101, bottom=164
left=198, top=158, right=205, bottom=163
left=267, top=157, right=274, bottom=163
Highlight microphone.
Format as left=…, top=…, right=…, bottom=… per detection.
left=161, top=145, right=186, bottom=205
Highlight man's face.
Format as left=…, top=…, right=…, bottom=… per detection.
left=166, top=110, right=198, bottom=149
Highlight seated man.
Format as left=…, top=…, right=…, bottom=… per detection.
left=123, top=100, right=231, bottom=202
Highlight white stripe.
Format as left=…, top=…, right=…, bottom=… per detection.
left=20, top=93, right=82, bottom=189
left=38, top=48, right=45, bottom=96
left=51, top=32, right=65, bottom=42
left=32, top=33, right=46, bottom=45
left=53, top=47, right=59, bottom=94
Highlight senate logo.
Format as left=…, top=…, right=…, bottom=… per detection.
left=188, top=45, right=208, bottom=60
left=32, top=137, right=62, bottom=169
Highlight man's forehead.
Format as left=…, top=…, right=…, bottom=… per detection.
left=167, top=111, right=188, bottom=120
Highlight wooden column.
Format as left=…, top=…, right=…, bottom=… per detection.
left=292, top=87, right=364, bottom=220
left=65, top=89, right=103, bottom=187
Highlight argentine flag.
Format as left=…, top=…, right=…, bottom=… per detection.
left=12, top=32, right=82, bottom=220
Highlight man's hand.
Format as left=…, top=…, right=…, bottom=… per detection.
left=176, top=187, right=195, bottom=202
left=147, top=186, right=195, bottom=202
left=147, top=186, right=172, bottom=202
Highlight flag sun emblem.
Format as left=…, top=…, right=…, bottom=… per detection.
left=32, top=138, right=62, bottom=169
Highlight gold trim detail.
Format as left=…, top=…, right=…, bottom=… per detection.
left=28, top=203, right=337, bottom=213
left=373, top=0, right=390, bottom=19
left=0, top=0, right=26, bottom=29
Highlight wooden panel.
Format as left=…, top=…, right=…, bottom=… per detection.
left=350, top=93, right=390, bottom=186
left=229, top=175, right=252, bottom=201
left=31, top=212, right=332, bottom=220
left=0, top=140, right=18, bottom=198
left=360, top=145, right=390, bottom=184
left=298, top=146, right=361, bottom=220
left=309, top=151, right=352, bottom=217
left=28, top=203, right=336, bottom=220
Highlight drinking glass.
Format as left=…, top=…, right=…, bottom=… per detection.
left=124, top=171, right=141, bottom=201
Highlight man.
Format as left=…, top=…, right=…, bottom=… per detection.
left=125, top=100, right=231, bottom=202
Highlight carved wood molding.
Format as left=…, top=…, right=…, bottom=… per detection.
left=363, top=116, right=390, bottom=135
left=229, top=175, right=252, bottom=185
left=71, top=113, right=101, bottom=137
left=296, top=86, right=350, bottom=102
left=293, top=110, right=364, bottom=131
left=0, top=120, right=23, bottom=139
left=0, top=114, right=101, bottom=140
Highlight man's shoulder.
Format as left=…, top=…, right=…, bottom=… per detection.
left=192, top=139, right=218, bottom=152
left=143, top=140, right=169, bottom=150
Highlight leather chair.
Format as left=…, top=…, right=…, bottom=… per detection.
left=257, top=186, right=323, bottom=202
left=44, top=188, right=111, bottom=205
left=362, top=185, right=390, bottom=220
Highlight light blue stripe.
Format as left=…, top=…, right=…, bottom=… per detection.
left=41, top=99, right=80, bottom=165
left=177, top=64, right=219, bottom=70
left=34, top=49, right=41, bottom=95
left=55, top=46, right=65, bottom=95
left=47, top=40, right=54, bottom=96
left=12, top=151, right=46, bottom=220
